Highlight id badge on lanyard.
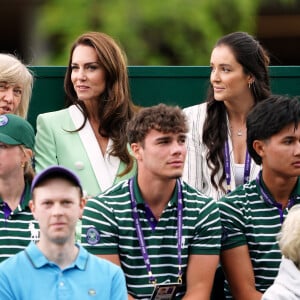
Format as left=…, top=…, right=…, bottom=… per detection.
left=129, top=177, right=184, bottom=297
left=150, top=282, right=181, bottom=300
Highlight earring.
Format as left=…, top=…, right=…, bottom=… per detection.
left=248, top=82, right=251, bottom=89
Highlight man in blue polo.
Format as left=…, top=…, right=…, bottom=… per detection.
left=82, top=104, right=221, bottom=299
left=0, top=165, right=127, bottom=300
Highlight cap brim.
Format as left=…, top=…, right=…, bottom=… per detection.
left=0, top=133, right=21, bottom=145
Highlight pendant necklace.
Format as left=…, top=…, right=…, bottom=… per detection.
left=237, top=129, right=243, bottom=136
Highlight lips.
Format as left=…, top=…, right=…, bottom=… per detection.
left=168, top=160, right=184, bottom=167
left=76, top=85, right=89, bottom=91
left=213, top=86, right=225, bottom=92
left=0, top=106, right=12, bottom=113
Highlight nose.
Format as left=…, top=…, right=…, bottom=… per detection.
left=52, top=202, right=63, bottom=216
left=295, top=140, right=300, bottom=156
left=172, top=141, right=186, bottom=155
left=210, top=68, right=220, bottom=83
left=2, top=88, right=14, bottom=103
left=77, top=68, right=87, bottom=81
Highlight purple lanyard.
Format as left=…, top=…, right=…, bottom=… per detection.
left=256, top=172, right=295, bottom=224
left=129, top=178, right=183, bottom=285
left=224, top=140, right=251, bottom=193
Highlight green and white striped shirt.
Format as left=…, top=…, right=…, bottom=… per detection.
left=0, top=182, right=39, bottom=263
left=219, top=177, right=300, bottom=299
left=82, top=177, right=221, bottom=299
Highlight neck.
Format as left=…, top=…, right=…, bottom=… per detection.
left=37, top=237, right=78, bottom=269
left=0, top=176, right=25, bottom=209
left=137, top=175, right=177, bottom=218
left=225, top=96, right=255, bottom=123
left=261, top=170, right=298, bottom=207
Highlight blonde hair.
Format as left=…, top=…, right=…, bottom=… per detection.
left=0, top=53, right=33, bottom=118
left=278, top=204, right=300, bottom=269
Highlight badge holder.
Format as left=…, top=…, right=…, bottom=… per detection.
left=150, top=282, right=181, bottom=300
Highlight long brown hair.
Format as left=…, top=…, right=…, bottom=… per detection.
left=64, top=32, right=136, bottom=175
left=202, top=32, right=271, bottom=192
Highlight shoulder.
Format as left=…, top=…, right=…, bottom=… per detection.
left=0, top=250, right=26, bottom=274
left=86, top=180, right=130, bottom=209
left=37, top=108, right=69, bottom=122
left=183, top=102, right=207, bottom=119
left=218, top=180, right=260, bottom=212
left=182, top=180, right=217, bottom=209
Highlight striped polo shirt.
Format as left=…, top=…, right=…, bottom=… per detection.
left=82, top=177, right=221, bottom=299
left=0, top=181, right=39, bottom=263
left=218, top=177, right=300, bottom=299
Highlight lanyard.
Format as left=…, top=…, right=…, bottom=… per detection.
left=256, top=171, right=295, bottom=224
left=224, top=140, right=251, bottom=193
left=129, top=177, right=183, bottom=285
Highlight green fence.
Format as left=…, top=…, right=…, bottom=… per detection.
left=28, top=66, right=300, bottom=129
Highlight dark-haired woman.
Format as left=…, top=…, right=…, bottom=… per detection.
left=182, top=31, right=271, bottom=299
left=35, top=32, right=137, bottom=197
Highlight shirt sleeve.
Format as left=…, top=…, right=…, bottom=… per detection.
left=81, top=197, right=119, bottom=255
left=190, top=197, right=222, bottom=255
left=35, top=114, right=59, bottom=172
left=218, top=196, right=248, bottom=250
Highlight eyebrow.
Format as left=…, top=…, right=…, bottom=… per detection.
left=71, top=61, right=100, bottom=65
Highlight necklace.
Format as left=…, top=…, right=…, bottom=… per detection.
left=237, top=129, right=243, bottom=136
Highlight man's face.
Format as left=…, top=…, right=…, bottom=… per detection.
left=30, top=178, right=85, bottom=245
left=258, top=123, right=300, bottom=178
left=132, top=129, right=187, bottom=180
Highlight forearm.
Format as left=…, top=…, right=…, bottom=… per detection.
left=182, top=286, right=210, bottom=300
left=232, top=288, right=262, bottom=300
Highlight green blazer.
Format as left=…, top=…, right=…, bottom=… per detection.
left=34, top=105, right=136, bottom=197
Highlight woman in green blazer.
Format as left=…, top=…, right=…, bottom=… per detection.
left=34, top=32, right=137, bottom=197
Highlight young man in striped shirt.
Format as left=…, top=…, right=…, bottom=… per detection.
left=219, top=95, right=300, bottom=299
left=82, top=104, right=221, bottom=299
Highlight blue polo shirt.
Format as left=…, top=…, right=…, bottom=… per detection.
left=0, top=242, right=127, bottom=300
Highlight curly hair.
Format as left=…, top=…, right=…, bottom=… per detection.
left=127, top=103, right=188, bottom=146
left=202, top=32, right=271, bottom=192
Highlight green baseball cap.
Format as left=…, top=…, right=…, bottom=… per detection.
left=0, top=114, right=35, bottom=150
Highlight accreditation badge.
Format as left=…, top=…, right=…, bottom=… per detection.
left=150, top=282, right=181, bottom=300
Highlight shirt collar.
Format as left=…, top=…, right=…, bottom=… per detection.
left=25, top=242, right=89, bottom=270
left=132, top=175, right=179, bottom=207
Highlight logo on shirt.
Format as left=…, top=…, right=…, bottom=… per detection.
left=86, top=227, right=100, bottom=245
left=29, top=222, right=39, bottom=242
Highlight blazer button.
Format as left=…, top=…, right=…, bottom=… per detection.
left=75, top=161, right=84, bottom=170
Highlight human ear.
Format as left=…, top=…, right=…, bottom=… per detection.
left=253, top=140, right=265, bottom=158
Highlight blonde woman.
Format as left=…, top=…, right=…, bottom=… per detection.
left=0, top=53, right=33, bottom=118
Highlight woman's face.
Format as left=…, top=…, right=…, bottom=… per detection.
left=71, top=45, right=106, bottom=104
left=210, top=45, right=252, bottom=103
left=0, top=82, right=22, bottom=115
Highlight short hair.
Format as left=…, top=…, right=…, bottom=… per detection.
left=127, top=103, right=188, bottom=145
left=278, top=204, right=300, bottom=269
left=247, top=95, right=300, bottom=165
left=0, top=53, right=34, bottom=118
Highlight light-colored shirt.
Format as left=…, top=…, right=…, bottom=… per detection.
left=0, top=242, right=127, bottom=300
